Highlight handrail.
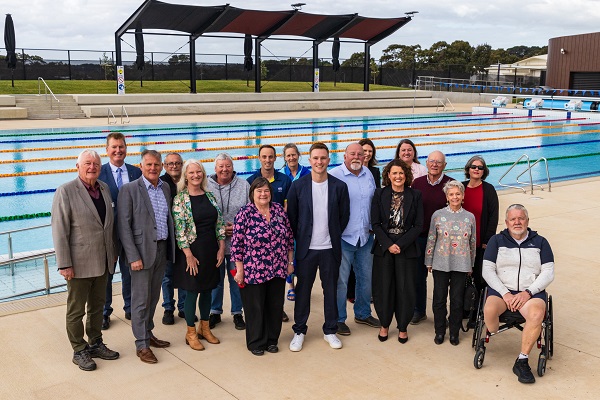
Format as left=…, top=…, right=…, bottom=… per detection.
left=498, top=154, right=552, bottom=194
left=0, top=223, right=52, bottom=277
left=435, top=98, right=455, bottom=112
left=498, top=154, right=532, bottom=193
left=516, top=157, right=551, bottom=192
left=107, top=105, right=130, bottom=124
left=37, top=77, right=61, bottom=119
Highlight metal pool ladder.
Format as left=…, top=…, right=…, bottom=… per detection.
left=108, top=106, right=130, bottom=124
left=498, top=154, right=551, bottom=194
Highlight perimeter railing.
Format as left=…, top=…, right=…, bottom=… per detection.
left=0, top=224, right=51, bottom=276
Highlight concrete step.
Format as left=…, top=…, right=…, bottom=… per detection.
left=14, top=94, right=87, bottom=120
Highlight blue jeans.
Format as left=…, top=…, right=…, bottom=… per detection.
left=337, top=235, right=374, bottom=322
left=161, top=260, right=186, bottom=312
left=104, top=249, right=131, bottom=317
left=210, top=255, right=243, bottom=315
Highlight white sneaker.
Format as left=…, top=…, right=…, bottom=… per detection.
left=289, top=333, right=305, bottom=352
left=324, top=334, right=343, bottom=349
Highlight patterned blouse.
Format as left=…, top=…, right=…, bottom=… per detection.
left=424, top=206, right=476, bottom=273
left=230, top=202, right=294, bottom=285
left=172, top=188, right=225, bottom=250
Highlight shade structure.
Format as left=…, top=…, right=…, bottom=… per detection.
left=4, top=14, right=16, bottom=69
left=332, top=37, right=340, bottom=72
left=134, top=23, right=145, bottom=70
left=243, top=34, right=253, bottom=71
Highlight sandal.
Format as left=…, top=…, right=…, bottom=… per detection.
left=287, top=289, right=296, bottom=301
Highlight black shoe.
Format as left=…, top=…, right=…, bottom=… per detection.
left=72, top=349, right=96, bottom=371
left=162, top=310, right=175, bottom=325
left=209, top=314, right=222, bottom=329
left=233, top=314, right=246, bottom=330
left=354, top=316, right=381, bottom=328
left=251, top=349, right=265, bottom=356
left=378, top=334, right=388, bottom=342
left=282, top=311, right=289, bottom=322
left=410, top=314, right=427, bottom=325
left=449, top=335, right=460, bottom=346
left=101, top=316, right=110, bottom=330
left=434, top=334, right=445, bottom=345
left=513, top=358, right=536, bottom=384
left=124, top=312, right=131, bottom=321
left=398, top=335, right=408, bottom=344
left=266, top=344, right=279, bottom=353
left=337, top=322, right=351, bottom=336
left=88, top=340, right=120, bottom=360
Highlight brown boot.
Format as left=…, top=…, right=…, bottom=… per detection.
left=186, top=325, right=205, bottom=351
left=198, top=320, right=220, bottom=344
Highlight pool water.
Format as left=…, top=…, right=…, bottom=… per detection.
left=2, top=111, right=600, bottom=256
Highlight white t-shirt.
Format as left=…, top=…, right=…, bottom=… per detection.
left=309, top=180, right=332, bottom=250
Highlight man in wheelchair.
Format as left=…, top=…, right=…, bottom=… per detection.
left=482, top=204, right=554, bottom=384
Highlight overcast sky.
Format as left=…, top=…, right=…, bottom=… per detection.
left=3, top=0, right=600, bottom=63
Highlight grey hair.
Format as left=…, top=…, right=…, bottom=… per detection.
left=141, top=149, right=162, bottom=162
left=505, top=204, right=529, bottom=220
left=442, top=180, right=465, bottom=195
left=214, top=152, right=233, bottom=165
left=77, top=149, right=101, bottom=164
left=177, top=159, right=208, bottom=193
left=164, top=152, right=182, bottom=161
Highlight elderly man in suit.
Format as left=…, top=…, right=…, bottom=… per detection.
left=118, top=149, right=175, bottom=364
left=287, top=142, right=350, bottom=352
left=99, top=132, right=142, bottom=330
left=52, top=149, right=120, bottom=371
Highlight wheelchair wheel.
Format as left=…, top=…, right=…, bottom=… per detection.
left=548, top=296, right=554, bottom=359
left=474, top=347, right=485, bottom=369
left=472, top=289, right=485, bottom=348
left=537, top=354, right=546, bottom=377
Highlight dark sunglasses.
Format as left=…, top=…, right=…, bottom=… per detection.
left=469, top=165, right=485, bottom=171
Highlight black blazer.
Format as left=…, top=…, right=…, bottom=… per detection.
left=287, top=173, right=350, bottom=264
left=371, top=186, right=424, bottom=258
left=99, top=162, right=142, bottom=214
left=462, top=180, right=499, bottom=246
left=368, top=165, right=381, bottom=189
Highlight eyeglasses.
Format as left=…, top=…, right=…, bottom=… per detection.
left=165, top=162, right=183, bottom=167
left=427, top=159, right=444, bottom=165
left=469, top=165, right=485, bottom=171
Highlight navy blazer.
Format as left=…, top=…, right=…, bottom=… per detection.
left=371, top=186, right=424, bottom=258
left=98, top=162, right=142, bottom=216
left=287, top=173, right=350, bottom=264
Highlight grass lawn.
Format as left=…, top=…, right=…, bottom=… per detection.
left=0, top=80, right=404, bottom=95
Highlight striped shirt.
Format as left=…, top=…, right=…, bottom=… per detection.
left=142, top=176, right=169, bottom=241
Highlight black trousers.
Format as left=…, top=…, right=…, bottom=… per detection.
left=292, top=249, right=339, bottom=335
left=239, top=278, right=285, bottom=351
left=372, top=252, right=416, bottom=332
left=432, top=270, right=467, bottom=336
left=472, top=247, right=486, bottom=293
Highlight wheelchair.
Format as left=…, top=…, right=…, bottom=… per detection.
left=471, top=287, right=553, bottom=376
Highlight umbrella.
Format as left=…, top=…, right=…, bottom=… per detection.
left=243, top=34, right=253, bottom=87
left=134, top=22, right=145, bottom=87
left=243, top=34, right=253, bottom=71
left=4, top=14, right=17, bottom=87
left=332, top=37, right=340, bottom=86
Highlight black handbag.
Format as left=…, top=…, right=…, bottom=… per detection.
left=461, top=275, right=479, bottom=332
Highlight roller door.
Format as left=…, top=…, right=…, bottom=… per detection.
left=571, top=72, right=600, bottom=90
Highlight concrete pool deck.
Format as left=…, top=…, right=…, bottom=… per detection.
left=0, top=106, right=597, bottom=399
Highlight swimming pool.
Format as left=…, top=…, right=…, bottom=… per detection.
left=2, top=110, right=600, bottom=256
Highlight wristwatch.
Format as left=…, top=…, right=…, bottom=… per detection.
left=525, top=289, right=533, bottom=297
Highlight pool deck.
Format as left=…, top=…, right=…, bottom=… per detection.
left=1, top=106, right=598, bottom=399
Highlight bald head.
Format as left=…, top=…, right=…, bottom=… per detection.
left=344, top=143, right=365, bottom=176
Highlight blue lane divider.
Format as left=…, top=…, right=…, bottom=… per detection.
left=0, top=115, right=552, bottom=145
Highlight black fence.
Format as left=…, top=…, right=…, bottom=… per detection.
left=0, top=47, right=541, bottom=89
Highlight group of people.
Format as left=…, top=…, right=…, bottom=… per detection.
left=52, top=134, right=554, bottom=384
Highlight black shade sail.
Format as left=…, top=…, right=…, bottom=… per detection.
left=332, top=37, right=340, bottom=72
left=134, top=23, right=145, bottom=70
left=116, top=1, right=411, bottom=43
left=243, top=34, right=252, bottom=71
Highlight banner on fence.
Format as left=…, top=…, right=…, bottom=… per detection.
left=117, top=66, right=125, bottom=95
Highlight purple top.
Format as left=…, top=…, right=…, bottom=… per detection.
left=231, top=202, right=294, bottom=285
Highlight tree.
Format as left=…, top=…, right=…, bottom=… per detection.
left=379, top=44, right=422, bottom=69
left=168, top=54, right=190, bottom=65
left=99, top=52, right=113, bottom=80
left=471, top=44, right=492, bottom=72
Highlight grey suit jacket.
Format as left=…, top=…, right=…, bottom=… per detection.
left=117, top=177, right=175, bottom=269
left=51, top=178, right=116, bottom=278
